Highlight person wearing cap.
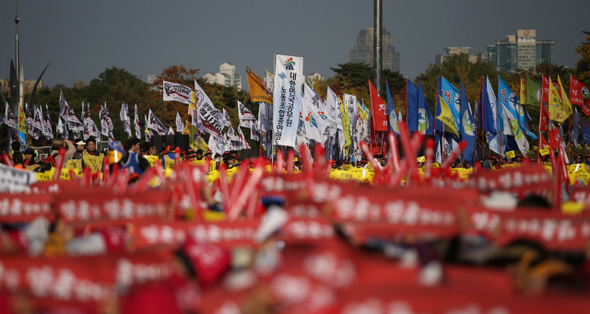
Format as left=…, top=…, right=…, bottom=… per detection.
left=185, top=149, right=197, bottom=163
left=108, top=141, right=150, bottom=175
left=195, top=149, right=204, bottom=161
left=227, top=153, right=239, bottom=168
left=23, top=148, right=38, bottom=166
left=204, top=150, right=212, bottom=161
left=585, top=154, right=590, bottom=166
left=72, top=139, right=86, bottom=159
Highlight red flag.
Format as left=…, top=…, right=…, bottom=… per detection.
left=538, top=103, right=550, bottom=132
left=570, top=76, right=590, bottom=116
left=368, top=79, right=388, bottom=132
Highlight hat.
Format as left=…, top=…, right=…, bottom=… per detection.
left=24, top=148, right=35, bottom=155
left=107, top=141, right=125, bottom=164
left=185, top=150, right=196, bottom=158
left=205, top=150, right=212, bottom=155
left=75, top=140, right=86, bottom=146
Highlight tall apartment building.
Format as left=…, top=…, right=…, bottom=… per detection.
left=487, top=29, right=554, bottom=73
left=202, top=62, right=242, bottom=90
left=350, top=27, right=401, bottom=73
left=435, top=47, right=486, bottom=65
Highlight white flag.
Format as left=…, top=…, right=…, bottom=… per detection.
left=42, top=104, right=54, bottom=139
left=134, top=104, right=141, bottom=139
left=194, top=79, right=224, bottom=136
left=167, top=127, right=175, bottom=135
left=120, top=103, right=132, bottom=138
left=176, top=111, right=185, bottom=132
left=302, top=84, right=326, bottom=143
left=148, top=109, right=167, bottom=135
left=163, top=81, right=193, bottom=104
left=273, top=54, right=303, bottom=147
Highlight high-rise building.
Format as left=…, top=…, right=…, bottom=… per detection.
left=435, top=47, right=485, bottom=65
left=487, top=29, right=554, bottom=73
left=350, top=27, right=400, bottom=73
left=203, top=62, right=242, bottom=90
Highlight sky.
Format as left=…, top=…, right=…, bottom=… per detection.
left=1, top=0, right=589, bottom=89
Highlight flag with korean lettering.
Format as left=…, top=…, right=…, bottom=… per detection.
left=345, top=94, right=357, bottom=154
left=148, top=109, right=167, bottom=135
left=83, top=103, right=100, bottom=141
left=571, top=76, right=590, bottom=116
left=440, top=77, right=462, bottom=133
left=43, top=104, right=53, bottom=139
left=238, top=100, right=257, bottom=129
left=194, top=79, right=225, bottom=136
left=273, top=54, right=303, bottom=147
left=498, top=76, right=529, bottom=155
left=302, top=84, right=326, bottom=143
left=368, top=79, right=388, bottom=131
left=120, top=103, right=132, bottom=138
left=548, top=77, right=571, bottom=123
left=163, top=81, right=193, bottom=104
left=4, top=102, right=18, bottom=129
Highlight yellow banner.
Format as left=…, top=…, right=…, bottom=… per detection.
left=339, top=97, right=352, bottom=153
left=144, top=155, right=159, bottom=167
left=82, top=152, right=104, bottom=172
left=246, top=67, right=273, bottom=104
left=539, top=147, right=550, bottom=156
left=505, top=150, right=516, bottom=159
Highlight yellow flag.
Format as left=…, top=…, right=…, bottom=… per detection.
left=246, top=67, right=273, bottom=104
left=557, top=76, right=572, bottom=119
left=339, top=97, right=351, bottom=152
left=18, top=104, right=27, bottom=134
left=437, top=96, right=459, bottom=137
left=548, top=77, right=571, bottom=123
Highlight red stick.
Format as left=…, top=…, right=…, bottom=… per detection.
left=227, top=160, right=264, bottom=221
left=360, top=141, right=381, bottom=176
left=2, top=153, right=14, bottom=167
left=246, top=187, right=259, bottom=220
left=549, top=148, right=560, bottom=210
left=424, top=138, right=435, bottom=185
left=53, top=148, right=66, bottom=182
left=276, top=150, right=284, bottom=174
left=174, top=147, right=181, bottom=167
left=153, top=160, right=167, bottom=185
left=286, top=150, right=295, bottom=175
left=132, top=168, right=156, bottom=194
left=102, top=154, right=110, bottom=185
left=398, top=122, right=420, bottom=179
left=387, top=132, right=400, bottom=172
left=109, top=164, right=119, bottom=188
left=82, top=166, right=92, bottom=187
left=299, top=143, right=313, bottom=177
left=218, top=164, right=230, bottom=210
left=229, top=160, right=250, bottom=209
left=183, top=163, right=202, bottom=221
left=113, top=168, right=130, bottom=194
left=314, top=144, right=326, bottom=177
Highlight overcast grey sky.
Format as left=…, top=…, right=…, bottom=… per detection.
left=1, top=1, right=588, bottom=88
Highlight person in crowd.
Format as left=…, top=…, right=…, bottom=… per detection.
left=45, top=139, right=77, bottom=167
left=23, top=148, right=38, bottom=167
left=204, top=150, right=213, bottom=161
left=10, top=141, right=22, bottom=165
left=85, top=138, right=100, bottom=156
left=12, top=152, right=24, bottom=169
left=128, top=138, right=142, bottom=154
left=185, top=149, right=196, bottom=163
left=227, top=153, right=239, bottom=168
left=107, top=141, right=150, bottom=175
left=148, top=144, right=158, bottom=156
left=515, top=155, right=524, bottom=163
left=195, top=149, right=204, bottom=161
left=585, top=154, right=590, bottom=166
left=573, top=154, right=584, bottom=165
left=72, top=139, right=86, bottom=159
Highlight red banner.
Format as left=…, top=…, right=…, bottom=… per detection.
left=0, top=193, right=53, bottom=222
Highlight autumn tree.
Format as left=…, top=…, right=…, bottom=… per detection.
left=574, top=31, right=590, bottom=86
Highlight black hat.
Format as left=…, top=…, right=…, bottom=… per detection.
left=24, top=148, right=35, bottom=155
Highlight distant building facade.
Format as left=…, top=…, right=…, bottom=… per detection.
left=0, top=79, right=43, bottom=97
left=435, top=47, right=485, bottom=65
left=350, top=27, right=400, bottom=72
left=487, top=29, right=554, bottom=73
left=202, top=62, right=242, bottom=90
left=305, top=72, right=324, bottom=85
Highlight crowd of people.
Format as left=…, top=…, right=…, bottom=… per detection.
left=1, top=136, right=590, bottom=313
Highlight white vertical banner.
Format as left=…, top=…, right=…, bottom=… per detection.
left=273, top=54, right=303, bottom=148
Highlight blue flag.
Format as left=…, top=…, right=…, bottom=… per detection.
left=417, top=81, right=434, bottom=135
left=386, top=81, right=399, bottom=135
left=407, top=79, right=418, bottom=132
left=581, top=115, right=590, bottom=145
left=498, top=76, right=529, bottom=155
left=440, top=77, right=462, bottom=131
left=460, top=79, right=476, bottom=162
left=477, top=78, right=497, bottom=133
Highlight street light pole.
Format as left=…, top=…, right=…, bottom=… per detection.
left=373, top=0, right=382, bottom=95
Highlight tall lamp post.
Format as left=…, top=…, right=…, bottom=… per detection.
left=373, top=0, right=382, bottom=95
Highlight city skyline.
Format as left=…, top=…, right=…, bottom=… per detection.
left=0, top=1, right=588, bottom=88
